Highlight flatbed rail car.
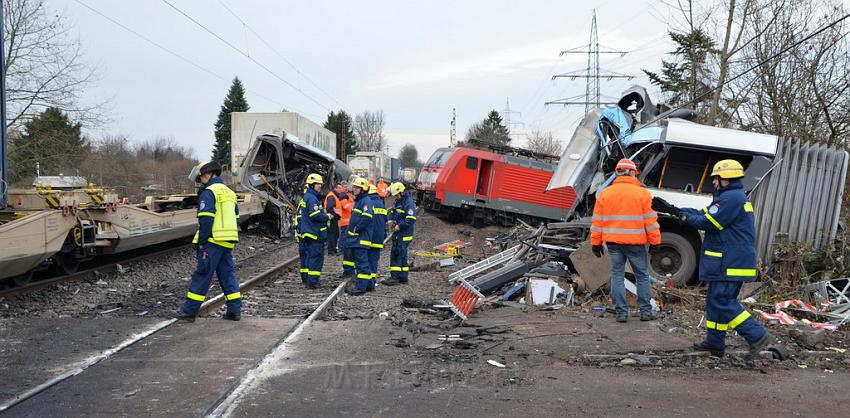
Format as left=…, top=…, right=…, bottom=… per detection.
left=0, top=185, right=265, bottom=285
left=0, top=129, right=349, bottom=286
left=416, top=146, right=574, bottom=226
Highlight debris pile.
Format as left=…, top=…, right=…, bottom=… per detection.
left=443, top=223, right=629, bottom=319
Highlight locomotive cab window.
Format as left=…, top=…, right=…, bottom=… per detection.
left=466, top=156, right=478, bottom=170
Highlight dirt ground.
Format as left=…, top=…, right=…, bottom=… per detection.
left=3, top=209, right=849, bottom=417
left=326, top=210, right=849, bottom=377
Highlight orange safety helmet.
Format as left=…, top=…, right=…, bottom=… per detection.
left=615, top=158, right=639, bottom=174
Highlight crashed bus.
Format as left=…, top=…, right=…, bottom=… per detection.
left=544, top=86, right=848, bottom=286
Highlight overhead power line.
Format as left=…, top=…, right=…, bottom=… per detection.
left=160, top=0, right=333, bottom=114
left=216, top=0, right=347, bottom=112
left=546, top=9, right=635, bottom=112
left=72, top=0, right=308, bottom=115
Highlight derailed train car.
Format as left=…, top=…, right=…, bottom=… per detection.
left=416, top=146, right=574, bottom=225
left=0, top=130, right=348, bottom=286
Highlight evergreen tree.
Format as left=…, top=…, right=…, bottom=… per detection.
left=324, top=110, right=357, bottom=160
left=642, top=29, right=718, bottom=113
left=398, top=144, right=421, bottom=169
left=465, top=110, right=511, bottom=147
left=9, top=107, right=88, bottom=183
left=212, top=77, right=250, bottom=166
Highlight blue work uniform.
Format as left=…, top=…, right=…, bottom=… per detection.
left=389, top=192, right=416, bottom=283
left=180, top=177, right=242, bottom=317
left=341, top=191, right=374, bottom=292
left=680, top=179, right=767, bottom=349
left=298, top=187, right=329, bottom=287
left=368, top=191, right=387, bottom=287
left=293, top=193, right=306, bottom=283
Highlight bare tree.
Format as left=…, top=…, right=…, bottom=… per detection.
left=728, top=0, right=850, bottom=145
left=524, top=129, right=563, bottom=156
left=655, top=0, right=849, bottom=145
left=3, top=0, right=105, bottom=129
left=353, top=110, right=386, bottom=152
left=81, top=135, right=140, bottom=187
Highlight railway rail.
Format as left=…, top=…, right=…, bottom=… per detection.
left=0, top=251, right=348, bottom=413
left=0, top=243, right=192, bottom=296
left=0, top=240, right=294, bottom=298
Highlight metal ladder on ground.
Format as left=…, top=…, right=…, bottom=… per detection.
left=448, top=245, right=520, bottom=283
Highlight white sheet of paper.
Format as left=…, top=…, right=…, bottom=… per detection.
left=530, top=279, right=565, bottom=305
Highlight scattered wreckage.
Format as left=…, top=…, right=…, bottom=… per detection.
left=430, top=86, right=848, bottom=333
left=237, top=130, right=350, bottom=237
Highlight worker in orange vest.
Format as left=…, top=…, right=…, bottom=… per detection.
left=336, top=184, right=356, bottom=276
left=590, top=158, right=661, bottom=323
left=377, top=178, right=389, bottom=199
left=324, top=182, right=350, bottom=256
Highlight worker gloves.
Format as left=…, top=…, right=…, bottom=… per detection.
left=652, top=196, right=681, bottom=217
left=592, top=244, right=604, bottom=258
left=649, top=244, right=661, bottom=254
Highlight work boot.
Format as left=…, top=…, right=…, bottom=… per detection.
left=176, top=311, right=196, bottom=323
left=693, top=341, right=725, bottom=357
left=640, top=312, right=658, bottom=321
left=380, top=277, right=402, bottom=286
left=345, top=284, right=365, bottom=296
left=616, top=314, right=628, bottom=323
left=223, top=312, right=241, bottom=321
left=306, top=283, right=321, bottom=289
left=744, top=332, right=775, bottom=360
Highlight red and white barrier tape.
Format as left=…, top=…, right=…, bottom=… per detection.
left=753, top=299, right=839, bottom=331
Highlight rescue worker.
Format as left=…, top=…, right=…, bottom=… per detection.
left=298, top=173, right=332, bottom=289
left=324, top=182, right=349, bottom=256
left=381, top=182, right=415, bottom=286
left=178, top=161, right=242, bottom=322
left=590, top=158, right=660, bottom=323
left=377, top=178, right=389, bottom=203
left=293, top=188, right=307, bottom=284
left=336, top=184, right=356, bottom=278
left=343, top=177, right=374, bottom=295
left=369, top=184, right=389, bottom=291
left=653, top=159, right=774, bottom=358
left=367, top=184, right=388, bottom=286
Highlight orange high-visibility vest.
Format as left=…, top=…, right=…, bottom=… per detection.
left=590, top=176, right=661, bottom=246
left=338, top=195, right=353, bottom=227
left=324, top=191, right=354, bottom=227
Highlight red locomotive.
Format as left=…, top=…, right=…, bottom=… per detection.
left=416, top=146, right=576, bottom=225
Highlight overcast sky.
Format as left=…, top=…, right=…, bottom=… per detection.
left=50, top=0, right=849, bottom=161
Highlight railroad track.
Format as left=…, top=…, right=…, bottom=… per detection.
left=0, top=252, right=348, bottom=414
left=0, top=243, right=193, bottom=297
left=0, top=241, right=294, bottom=298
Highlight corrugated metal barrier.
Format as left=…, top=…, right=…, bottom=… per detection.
left=750, top=138, right=848, bottom=262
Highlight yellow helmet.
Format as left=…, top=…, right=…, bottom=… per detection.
left=351, top=177, right=370, bottom=191
left=368, top=184, right=377, bottom=194
left=389, top=182, right=405, bottom=196
left=710, top=159, right=745, bottom=179
left=306, top=173, right=324, bottom=185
